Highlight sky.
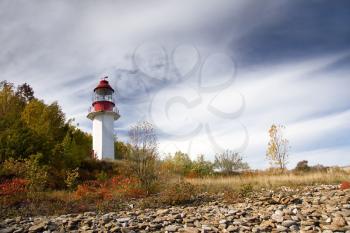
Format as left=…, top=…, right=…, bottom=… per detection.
left=1, top=0, right=350, bottom=169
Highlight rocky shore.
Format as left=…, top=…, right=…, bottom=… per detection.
left=1, top=185, right=349, bottom=233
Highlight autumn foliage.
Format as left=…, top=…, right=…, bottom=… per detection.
left=75, top=175, right=145, bottom=201
left=340, top=181, right=350, bottom=190
left=0, top=178, right=28, bottom=196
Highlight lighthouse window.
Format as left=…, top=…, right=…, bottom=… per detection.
left=93, top=93, right=113, bottom=102
left=93, top=89, right=113, bottom=102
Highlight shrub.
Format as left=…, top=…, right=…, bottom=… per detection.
left=294, top=160, right=310, bottom=173
left=96, top=171, right=109, bottom=182
left=75, top=181, right=110, bottom=201
left=64, top=168, right=79, bottom=190
left=160, top=181, right=196, bottom=205
left=1, top=158, right=27, bottom=179
left=75, top=175, right=145, bottom=201
left=340, top=181, right=350, bottom=190
left=214, top=150, right=249, bottom=174
left=0, top=155, right=48, bottom=192
left=25, top=154, right=49, bottom=192
left=239, top=183, right=254, bottom=197
left=0, top=178, right=28, bottom=196
left=109, top=175, right=145, bottom=198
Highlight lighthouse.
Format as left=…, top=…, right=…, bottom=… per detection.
left=87, top=77, right=120, bottom=160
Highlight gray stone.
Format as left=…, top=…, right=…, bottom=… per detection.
left=282, top=220, right=296, bottom=227
left=0, top=227, right=15, bottom=233
left=117, top=217, right=131, bottom=223
left=164, top=225, right=180, bottom=232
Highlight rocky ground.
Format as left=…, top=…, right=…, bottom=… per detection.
left=0, top=185, right=349, bottom=233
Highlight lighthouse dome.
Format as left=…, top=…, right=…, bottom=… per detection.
left=94, top=77, right=114, bottom=92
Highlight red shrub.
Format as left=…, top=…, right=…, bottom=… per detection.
left=340, top=181, right=350, bottom=190
left=0, top=178, right=28, bottom=196
left=75, top=176, right=146, bottom=201
left=75, top=180, right=111, bottom=200
left=109, top=175, right=145, bottom=198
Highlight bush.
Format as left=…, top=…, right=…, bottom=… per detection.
left=239, top=183, right=254, bottom=197
left=1, top=155, right=48, bottom=192
left=75, top=175, right=145, bottom=201
left=24, top=154, right=49, bottom=192
left=64, top=168, right=79, bottom=190
left=294, top=160, right=310, bottom=173
left=0, top=178, right=28, bottom=196
left=75, top=180, right=110, bottom=201
left=109, top=175, right=145, bottom=198
left=0, top=158, right=27, bottom=179
left=160, top=181, right=196, bottom=205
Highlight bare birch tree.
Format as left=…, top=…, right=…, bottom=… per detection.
left=128, top=121, right=158, bottom=191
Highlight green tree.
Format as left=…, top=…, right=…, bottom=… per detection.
left=172, top=151, right=193, bottom=176
left=0, top=82, right=42, bottom=161
left=191, top=155, right=214, bottom=177
left=114, top=141, right=131, bottom=160
left=60, top=126, right=91, bottom=168
left=21, top=99, right=66, bottom=144
left=0, top=81, right=25, bottom=123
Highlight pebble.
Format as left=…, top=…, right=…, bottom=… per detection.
left=0, top=185, right=349, bottom=232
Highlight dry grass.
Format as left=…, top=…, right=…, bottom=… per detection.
left=187, top=169, right=350, bottom=192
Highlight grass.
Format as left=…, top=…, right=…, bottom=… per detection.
left=186, top=169, right=350, bottom=192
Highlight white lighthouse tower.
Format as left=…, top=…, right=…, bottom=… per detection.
left=87, top=77, right=120, bottom=160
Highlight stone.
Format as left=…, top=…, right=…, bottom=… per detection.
left=0, top=228, right=15, bottom=233
left=276, top=225, right=287, bottom=232
left=1, top=184, right=348, bottom=233
left=121, top=228, right=135, bottom=233
left=157, top=209, right=170, bottom=215
left=117, top=217, right=131, bottom=223
left=282, top=220, right=296, bottom=227
left=271, top=210, right=284, bottom=223
left=179, top=227, right=199, bottom=233
left=260, top=220, right=275, bottom=229
left=164, top=225, right=180, bottom=232
left=28, top=223, right=45, bottom=232
left=332, top=216, right=346, bottom=227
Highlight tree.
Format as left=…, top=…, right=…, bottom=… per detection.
left=114, top=141, right=131, bottom=160
left=191, top=155, right=214, bottom=177
left=0, top=81, right=24, bottom=121
left=214, top=150, right=249, bottom=174
left=127, top=121, right=158, bottom=191
left=266, top=124, right=289, bottom=170
left=16, top=83, right=35, bottom=103
left=0, top=80, right=91, bottom=166
left=172, top=151, right=193, bottom=176
left=21, top=100, right=66, bottom=144
left=294, top=160, right=310, bottom=172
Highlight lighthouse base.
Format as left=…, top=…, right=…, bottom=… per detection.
left=91, top=112, right=116, bottom=160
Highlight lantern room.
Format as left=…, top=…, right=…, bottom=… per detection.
left=87, top=77, right=120, bottom=120
left=92, top=78, right=115, bottom=112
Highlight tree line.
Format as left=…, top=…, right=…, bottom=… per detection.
left=1, top=80, right=321, bottom=192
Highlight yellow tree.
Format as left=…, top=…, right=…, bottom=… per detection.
left=266, top=124, right=289, bottom=170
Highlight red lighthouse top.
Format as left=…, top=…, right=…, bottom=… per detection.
left=87, top=77, right=120, bottom=120
left=94, top=77, right=114, bottom=92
